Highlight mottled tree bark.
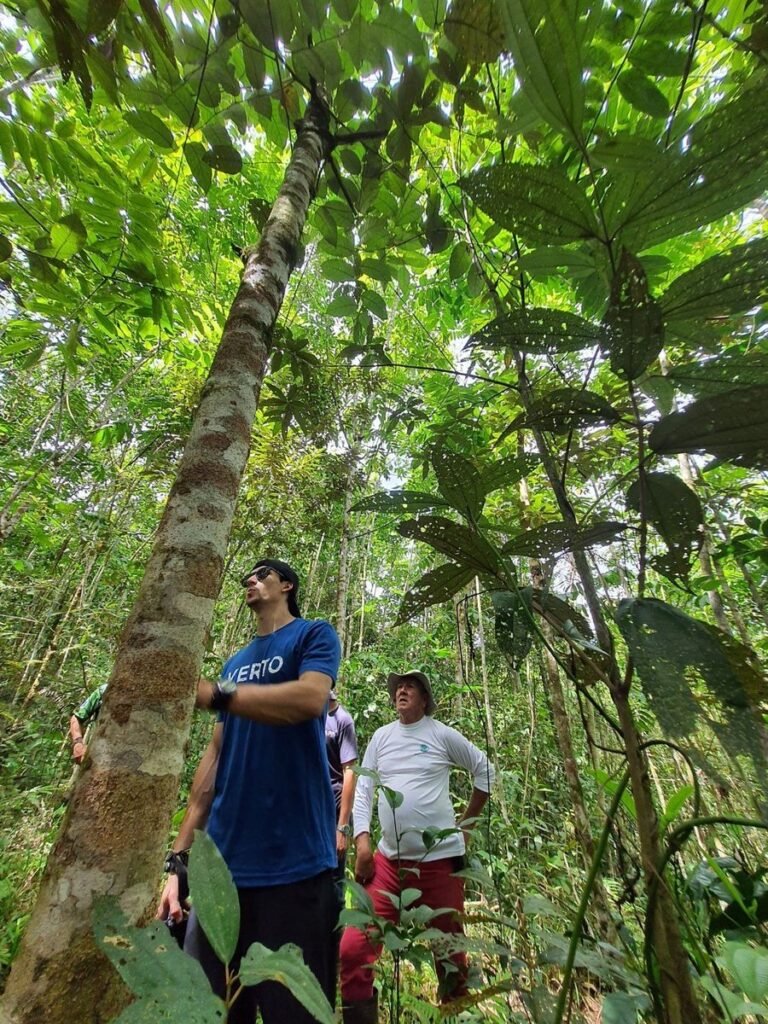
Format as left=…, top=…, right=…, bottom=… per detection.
left=1, top=97, right=332, bottom=1024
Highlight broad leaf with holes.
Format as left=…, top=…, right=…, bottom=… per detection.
left=615, top=599, right=768, bottom=808
left=459, top=164, right=600, bottom=245
left=92, top=899, right=225, bottom=1023
left=491, top=589, right=535, bottom=668
left=510, top=388, right=621, bottom=434
left=648, top=386, right=768, bottom=470
left=478, top=453, right=540, bottom=499
left=239, top=943, right=335, bottom=1024
left=612, top=86, right=768, bottom=249
left=503, top=520, right=628, bottom=558
left=398, top=516, right=502, bottom=579
left=602, top=250, right=664, bottom=379
left=660, top=237, right=768, bottom=327
left=657, top=349, right=768, bottom=398
left=626, top=471, right=703, bottom=582
left=396, top=562, right=475, bottom=624
left=432, top=448, right=485, bottom=521
left=351, top=490, right=451, bottom=514
left=468, top=307, right=607, bottom=355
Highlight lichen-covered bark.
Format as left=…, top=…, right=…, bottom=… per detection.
left=1, top=97, right=331, bottom=1024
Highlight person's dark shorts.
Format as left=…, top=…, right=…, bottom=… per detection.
left=184, top=868, right=337, bottom=1024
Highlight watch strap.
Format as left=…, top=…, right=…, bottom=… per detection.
left=210, top=681, right=236, bottom=712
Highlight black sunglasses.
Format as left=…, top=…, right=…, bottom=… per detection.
left=241, top=566, right=285, bottom=587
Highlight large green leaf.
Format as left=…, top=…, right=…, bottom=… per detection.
left=239, top=943, right=335, bottom=1024
left=432, top=448, right=485, bottom=522
left=612, top=86, right=768, bottom=249
left=648, top=386, right=768, bottom=470
left=629, top=39, right=690, bottom=78
left=187, top=831, right=239, bottom=966
left=719, top=942, right=768, bottom=1004
left=92, top=899, right=225, bottom=1022
left=444, top=0, right=505, bottom=62
left=202, top=145, right=242, bottom=174
left=396, top=562, right=476, bottom=624
left=123, top=110, right=175, bottom=149
left=398, top=516, right=503, bottom=578
left=459, top=164, right=600, bottom=245
left=491, top=588, right=535, bottom=668
left=503, top=520, right=628, bottom=558
left=468, top=307, right=607, bottom=355
left=47, top=213, right=88, bottom=260
left=615, top=598, right=768, bottom=806
left=351, top=490, right=451, bottom=514
left=626, top=471, right=703, bottom=582
left=616, top=68, right=670, bottom=118
left=658, top=349, right=768, bottom=399
left=602, top=250, right=664, bottom=380
left=183, top=142, right=212, bottom=193
left=497, top=0, right=585, bottom=140
left=478, top=452, right=539, bottom=498
left=492, top=586, right=599, bottom=668
left=660, top=238, right=768, bottom=326
left=510, top=388, right=621, bottom=434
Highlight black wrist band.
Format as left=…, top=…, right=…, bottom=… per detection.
left=163, top=850, right=190, bottom=875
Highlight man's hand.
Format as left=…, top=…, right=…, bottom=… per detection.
left=336, top=830, right=348, bottom=857
left=72, top=738, right=86, bottom=764
left=156, top=874, right=183, bottom=924
left=354, top=834, right=374, bottom=884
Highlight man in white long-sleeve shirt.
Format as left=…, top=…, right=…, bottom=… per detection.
left=339, top=670, right=495, bottom=1024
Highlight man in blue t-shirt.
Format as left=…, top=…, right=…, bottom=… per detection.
left=156, top=557, right=341, bottom=1024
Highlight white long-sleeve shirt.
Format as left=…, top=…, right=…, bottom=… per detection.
left=353, top=716, right=495, bottom=861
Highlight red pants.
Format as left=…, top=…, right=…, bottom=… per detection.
left=339, top=852, right=468, bottom=1003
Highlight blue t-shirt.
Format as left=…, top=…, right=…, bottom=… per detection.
left=206, top=617, right=341, bottom=887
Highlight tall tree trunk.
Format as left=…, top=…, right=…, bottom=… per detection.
left=517, top=475, right=617, bottom=942
left=356, top=523, right=373, bottom=651
left=335, top=459, right=356, bottom=655
left=479, top=280, right=703, bottom=1022
left=1, top=96, right=332, bottom=1024
left=473, top=580, right=510, bottom=825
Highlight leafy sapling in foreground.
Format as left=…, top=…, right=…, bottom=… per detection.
left=94, top=831, right=334, bottom=1024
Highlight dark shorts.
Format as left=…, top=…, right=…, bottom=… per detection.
left=184, top=868, right=337, bottom=1024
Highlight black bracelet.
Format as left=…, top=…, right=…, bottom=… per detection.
left=163, top=850, right=190, bottom=875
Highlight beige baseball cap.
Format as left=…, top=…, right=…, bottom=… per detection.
left=387, top=670, right=436, bottom=716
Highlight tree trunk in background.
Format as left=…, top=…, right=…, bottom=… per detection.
left=511, top=350, right=703, bottom=1024
left=540, top=634, right=619, bottom=945
left=335, top=459, right=356, bottom=656
left=473, top=580, right=510, bottom=825
left=1, top=97, right=332, bottom=1024
left=675, top=451, right=747, bottom=639
left=356, top=524, right=373, bottom=650
left=517, top=475, right=617, bottom=942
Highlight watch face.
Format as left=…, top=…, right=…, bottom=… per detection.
left=219, top=680, right=237, bottom=696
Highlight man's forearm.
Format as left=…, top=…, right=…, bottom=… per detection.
left=172, top=736, right=220, bottom=851
left=69, top=715, right=84, bottom=744
left=198, top=673, right=331, bottom=724
left=459, top=787, right=490, bottom=832
left=338, top=764, right=356, bottom=827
